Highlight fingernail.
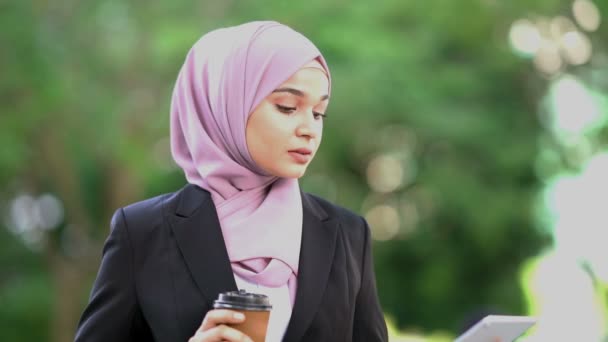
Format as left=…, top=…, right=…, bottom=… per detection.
left=233, top=312, right=245, bottom=320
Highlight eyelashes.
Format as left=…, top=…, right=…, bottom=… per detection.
left=313, top=112, right=327, bottom=119
left=275, top=104, right=296, bottom=113
left=275, top=104, right=327, bottom=119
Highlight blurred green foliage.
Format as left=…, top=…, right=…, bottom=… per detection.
left=3, top=0, right=605, bottom=340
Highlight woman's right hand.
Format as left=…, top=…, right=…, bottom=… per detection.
left=188, top=309, right=254, bottom=342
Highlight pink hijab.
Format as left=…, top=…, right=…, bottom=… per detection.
left=170, top=21, right=331, bottom=305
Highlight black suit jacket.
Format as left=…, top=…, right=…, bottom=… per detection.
left=75, top=184, right=388, bottom=341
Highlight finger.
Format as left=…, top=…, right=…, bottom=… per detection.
left=188, top=330, right=208, bottom=342
left=207, top=325, right=253, bottom=342
left=188, top=329, right=235, bottom=342
left=199, top=309, right=246, bottom=331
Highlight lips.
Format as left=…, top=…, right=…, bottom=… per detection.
left=289, top=148, right=312, bottom=155
left=288, top=148, right=313, bottom=164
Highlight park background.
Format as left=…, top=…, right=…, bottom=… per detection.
left=1, top=0, right=608, bottom=341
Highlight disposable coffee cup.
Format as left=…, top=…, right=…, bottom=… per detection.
left=213, top=289, right=272, bottom=342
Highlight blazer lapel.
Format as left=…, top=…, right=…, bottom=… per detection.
left=168, top=184, right=237, bottom=305
left=283, top=193, right=339, bottom=342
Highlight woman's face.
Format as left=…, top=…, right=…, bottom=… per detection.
left=246, top=60, right=330, bottom=178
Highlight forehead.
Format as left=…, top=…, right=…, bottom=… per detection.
left=278, top=66, right=330, bottom=95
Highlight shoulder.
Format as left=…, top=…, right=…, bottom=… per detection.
left=302, top=192, right=369, bottom=241
left=304, top=192, right=364, bottom=224
left=117, top=192, right=175, bottom=226
left=113, top=184, right=207, bottom=235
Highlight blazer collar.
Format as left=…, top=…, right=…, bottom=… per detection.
left=169, top=184, right=238, bottom=306
left=169, top=184, right=339, bottom=342
left=283, top=192, right=338, bottom=342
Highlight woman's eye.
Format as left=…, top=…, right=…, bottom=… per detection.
left=313, top=112, right=327, bottom=120
left=275, top=105, right=296, bottom=113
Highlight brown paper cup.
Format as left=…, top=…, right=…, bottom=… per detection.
left=214, top=290, right=272, bottom=342
left=228, top=309, right=270, bottom=342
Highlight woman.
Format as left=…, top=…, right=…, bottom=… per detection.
left=75, top=21, right=388, bottom=342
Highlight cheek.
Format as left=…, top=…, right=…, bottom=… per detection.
left=255, top=123, right=285, bottom=157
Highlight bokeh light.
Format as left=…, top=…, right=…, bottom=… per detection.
left=366, top=204, right=400, bottom=241
left=572, top=0, right=601, bottom=32
left=546, top=75, right=603, bottom=135
left=367, top=154, right=405, bottom=193
left=509, top=19, right=542, bottom=56
left=533, top=40, right=563, bottom=75
left=559, top=30, right=592, bottom=65
left=6, top=193, right=64, bottom=250
left=549, top=16, right=577, bottom=39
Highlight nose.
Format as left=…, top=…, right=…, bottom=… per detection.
left=295, top=111, right=319, bottom=139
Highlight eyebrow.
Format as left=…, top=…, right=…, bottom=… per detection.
left=272, top=87, right=329, bottom=101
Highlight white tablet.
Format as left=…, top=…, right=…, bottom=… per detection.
left=454, top=315, right=537, bottom=342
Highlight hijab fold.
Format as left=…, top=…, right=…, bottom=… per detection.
left=170, top=21, right=331, bottom=306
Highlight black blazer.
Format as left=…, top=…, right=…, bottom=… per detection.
left=75, top=184, right=388, bottom=342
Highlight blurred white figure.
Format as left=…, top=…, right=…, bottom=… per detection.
left=523, top=153, right=608, bottom=341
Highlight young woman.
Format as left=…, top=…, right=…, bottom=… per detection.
left=75, top=21, right=388, bottom=342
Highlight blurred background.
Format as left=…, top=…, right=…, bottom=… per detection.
left=1, top=0, right=607, bottom=341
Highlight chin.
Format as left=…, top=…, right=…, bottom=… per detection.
left=275, top=166, right=308, bottom=179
